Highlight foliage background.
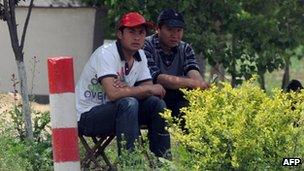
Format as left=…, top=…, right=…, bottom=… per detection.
left=81, top=0, right=304, bottom=89
left=1, top=0, right=304, bottom=170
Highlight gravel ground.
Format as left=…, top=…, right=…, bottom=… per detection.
left=0, top=93, right=49, bottom=122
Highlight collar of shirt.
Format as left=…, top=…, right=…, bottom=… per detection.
left=116, top=40, right=142, bottom=62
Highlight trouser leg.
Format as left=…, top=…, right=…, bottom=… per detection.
left=115, top=97, right=139, bottom=153
left=139, top=96, right=171, bottom=158
left=164, top=95, right=189, bottom=131
left=78, top=97, right=140, bottom=154
left=78, top=102, right=117, bottom=136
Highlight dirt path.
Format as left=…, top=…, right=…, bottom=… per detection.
left=0, top=93, right=49, bottom=121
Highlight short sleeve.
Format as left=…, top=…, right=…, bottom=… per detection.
left=92, top=48, right=117, bottom=81
left=183, top=43, right=200, bottom=74
left=143, top=40, right=161, bottom=83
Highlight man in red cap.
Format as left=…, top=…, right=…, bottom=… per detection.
left=76, top=12, right=171, bottom=158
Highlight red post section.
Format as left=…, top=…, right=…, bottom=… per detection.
left=47, top=57, right=80, bottom=171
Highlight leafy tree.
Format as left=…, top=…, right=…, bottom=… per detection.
left=0, top=0, right=34, bottom=140
left=238, top=0, right=304, bottom=89
left=180, top=0, right=304, bottom=89
left=270, top=0, right=304, bottom=88
left=81, top=0, right=304, bottom=89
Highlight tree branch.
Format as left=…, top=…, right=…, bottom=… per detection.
left=9, top=0, right=18, bottom=37
left=4, top=0, right=20, bottom=60
left=20, top=0, right=34, bottom=50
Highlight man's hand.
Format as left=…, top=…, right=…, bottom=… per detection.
left=149, top=84, right=166, bottom=98
left=188, top=79, right=210, bottom=89
left=113, top=78, right=128, bottom=88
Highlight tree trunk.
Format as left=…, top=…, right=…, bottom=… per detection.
left=281, top=60, right=290, bottom=89
left=231, top=73, right=237, bottom=88
left=230, top=35, right=237, bottom=87
left=3, top=0, right=34, bottom=140
left=92, top=5, right=107, bottom=52
left=230, top=59, right=238, bottom=87
left=196, top=52, right=206, bottom=80
left=210, top=20, right=226, bottom=83
left=218, top=64, right=225, bottom=82
left=17, top=60, right=33, bottom=139
left=258, top=72, right=266, bottom=90
left=209, top=62, right=225, bottom=84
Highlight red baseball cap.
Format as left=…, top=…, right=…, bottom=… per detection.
left=118, top=12, right=154, bottom=29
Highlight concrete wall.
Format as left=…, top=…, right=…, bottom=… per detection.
left=0, top=7, right=95, bottom=96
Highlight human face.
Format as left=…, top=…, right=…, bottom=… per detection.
left=117, top=25, right=146, bottom=52
left=157, top=25, right=183, bottom=49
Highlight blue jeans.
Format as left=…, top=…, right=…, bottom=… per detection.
left=78, top=96, right=171, bottom=158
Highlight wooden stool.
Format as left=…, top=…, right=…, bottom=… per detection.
left=79, top=133, right=115, bottom=170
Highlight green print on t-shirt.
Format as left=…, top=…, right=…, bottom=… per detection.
left=84, top=74, right=104, bottom=100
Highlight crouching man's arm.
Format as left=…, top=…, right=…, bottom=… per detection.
left=156, top=73, right=209, bottom=90
left=101, top=77, right=166, bottom=101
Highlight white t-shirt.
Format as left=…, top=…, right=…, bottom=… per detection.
left=75, top=41, right=152, bottom=121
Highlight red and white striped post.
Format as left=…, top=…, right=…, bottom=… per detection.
left=47, top=57, right=80, bottom=171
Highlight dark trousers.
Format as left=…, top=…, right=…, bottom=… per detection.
left=78, top=96, right=171, bottom=158
left=163, top=89, right=189, bottom=130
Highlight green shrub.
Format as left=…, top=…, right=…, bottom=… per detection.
left=102, top=134, right=173, bottom=170
left=163, top=79, right=304, bottom=170
left=115, top=135, right=157, bottom=170
left=0, top=107, right=52, bottom=171
left=0, top=134, right=30, bottom=171
left=9, top=105, right=51, bottom=143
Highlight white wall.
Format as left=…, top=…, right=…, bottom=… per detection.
left=0, top=7, right=95, bottom=95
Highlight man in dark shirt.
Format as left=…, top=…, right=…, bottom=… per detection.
left=144, top=9, right=209, bottom=128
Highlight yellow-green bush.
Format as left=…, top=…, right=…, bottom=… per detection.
left=163, top=80, right=304, bottom=170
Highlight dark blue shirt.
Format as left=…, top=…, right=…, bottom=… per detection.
left=143, top=34, right=200, bottom=83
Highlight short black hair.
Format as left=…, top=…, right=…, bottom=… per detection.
left=286, top=79, right=303, bottom=92
left=118, top=25, right=148, bottom=33
left=157, top=22, right=165, bottom=29
left=118, top=26, right=126, bottom=32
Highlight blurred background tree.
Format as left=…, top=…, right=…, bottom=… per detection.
left=81, top=0, right=304, bottom=89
